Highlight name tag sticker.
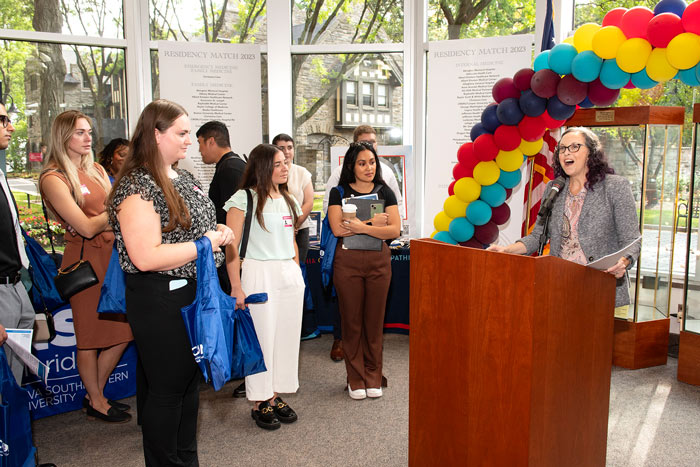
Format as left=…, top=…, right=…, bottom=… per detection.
left=80, top=184, right=91, bottom=195
left=169, top=279, right=188, bottom=291
left=193, top=185, right=205, bottom=196
left=283, top=215, right=293, bottom=227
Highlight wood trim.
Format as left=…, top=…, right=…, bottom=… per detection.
left=678, top=330, right=700, bottom=386
left=693, top=103, right=700, bottom=123
left=566, top=106, right=685, bottom=127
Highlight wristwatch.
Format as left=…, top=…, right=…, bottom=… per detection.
left=624, top=254, right=634, bottom=269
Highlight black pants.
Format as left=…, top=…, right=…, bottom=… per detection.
left=126, top=273, right=200, bottom=467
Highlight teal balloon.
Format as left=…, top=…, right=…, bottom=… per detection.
left=631, top=69, right=659, bottom=89
left=534, top=51, right=551, bottom=72
left=434, top=230, right=458, bottom=244
left=498, top=168, right=522, bottom=189
left=465, top=200, right=492, bottom=226
left=448, top=217, right=475, bottom=242
left=679, top=67, right=700, bottom=86
left=548, top=44, right=578, bottom=75
left=696, top=62, right=700, bottom=84
left=571, top=51, right=603, bottom=83
left=600, top=60, right=631, bottom=89
left=480, top=183, right=507, bottom=207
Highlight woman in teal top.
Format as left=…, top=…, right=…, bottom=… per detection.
left=224, top=143, right=305, bottom=431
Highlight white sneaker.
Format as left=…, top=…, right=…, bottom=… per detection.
left=366, top=388, right=383, bottom=398
left=348, top=385, right=366, bottom=400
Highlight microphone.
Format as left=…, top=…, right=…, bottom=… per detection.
left=538, top=176, right=566, bottom=217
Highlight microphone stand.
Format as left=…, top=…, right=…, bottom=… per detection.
left=537, top=208, right=552, bottom=256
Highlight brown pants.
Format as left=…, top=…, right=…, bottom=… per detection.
left=334, top=241, right=392, bottom=390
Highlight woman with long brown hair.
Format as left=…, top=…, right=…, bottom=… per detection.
left=224, top=143, right=305, bottom=430
left=40, top=110, right=133, bottom=423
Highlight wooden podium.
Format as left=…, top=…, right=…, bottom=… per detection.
left=409, top=240, right=616, bottom=467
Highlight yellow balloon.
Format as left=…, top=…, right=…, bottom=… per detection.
left=616, top=38, right=652, bottom=73
left=667, top=32, right=700, bottom=70
left=563, top=36, right=575, bottom=46
left=443, top=195, right=469, bottom=219
left=430, top=230, right=438, bottom=238
left=496, top=149, right=525, bottom=172
left=574, top=23, right=601, bottom=52
left=646, top=48, right=678, bottom=82
left=520, top=138, right=543, bottom=156
left=591, top=26, right=627, bottom=60
left=453, top=176, right=481, bottom=203
left=434, top=210, right=453, bottom=232
left=473, top=161, right=500, bottom=186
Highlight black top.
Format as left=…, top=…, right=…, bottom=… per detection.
left=209, top=151, right=246, bottom=224
left=328, top=182, right=398, bottom=207
left=0, top=183, right=22, bottom=276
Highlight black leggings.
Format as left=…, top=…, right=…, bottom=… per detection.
left=126, top=273, right=200, bottom=467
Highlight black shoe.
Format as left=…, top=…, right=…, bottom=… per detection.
left=251, top=401, right=281, bottom=430
left=86, top=405, right=132, bottom=423
left=233, top=381, right=246, bottom=398
left=272, top=397, right=298, bottom=423
left=82, top=396, right=131, bottom=412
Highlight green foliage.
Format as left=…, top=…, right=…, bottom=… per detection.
left=428, top=0, right=535, bottom=41
left=573, top=0, right=656, bottom=28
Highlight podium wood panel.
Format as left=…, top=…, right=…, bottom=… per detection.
left=409, top=240, right=616, bottom=467
left=678, top=330, right=700, bottom=385
left=612, top=318, right=669, bottom=369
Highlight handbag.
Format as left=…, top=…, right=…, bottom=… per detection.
left=0, top=348, right=37, bottom=467
left=230, top=294, right=268, bottom=380
left=21, top=230, right=60, bottom=342
left=96, top=244, right=126, bottom=314
left=53, top=238, right=99, bottom=301
left=320, top=185, right=344, bottom=296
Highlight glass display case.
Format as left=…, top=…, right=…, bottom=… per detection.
left=566, top=106, right=684, bottom=369
left=679, top=103, right=700, bottom=385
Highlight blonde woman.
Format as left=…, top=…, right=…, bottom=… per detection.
left=40, top=110, right=133, bottom=423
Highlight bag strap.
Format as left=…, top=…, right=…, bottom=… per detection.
left=41, top=199, right=58, bottom=256
left=239, top=189, right=253, bottom=260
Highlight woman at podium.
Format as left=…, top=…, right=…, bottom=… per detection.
left=487, top=127, right=640, bottom=317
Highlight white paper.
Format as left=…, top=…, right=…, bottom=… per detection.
left=587, top=237, right=642, bottom=271
left=5, top=332, right=50, bottom=385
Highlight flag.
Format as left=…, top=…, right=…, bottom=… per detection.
left=522, top=131, right=557, bottom=238
left=541, top=0, right=556, bottom=53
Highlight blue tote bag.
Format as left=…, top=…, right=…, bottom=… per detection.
left=96, top=244, right=126, bottom=314
left=0, top=348, right=36, bottom=467
left=22, top=229, right=65, bottom=313
left=230, top=293, right=268, bottom=380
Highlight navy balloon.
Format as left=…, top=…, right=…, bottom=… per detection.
left=519, top=89, right=547, bottom=117
left=470, top=122, right=490, bottom=141
left=653, top=0, right=686, bottom=17
left=481, top=104, right=501, bottom=133
left=546, top=95, right=576, bottom=121
left=496, top=98, right=524, bottom=126
left=578, top=96, right=594, bottom=108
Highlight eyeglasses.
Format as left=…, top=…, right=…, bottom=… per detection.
left=0, top=115, right=11, bottom=129
left=556, top=143, right=583, bottom=154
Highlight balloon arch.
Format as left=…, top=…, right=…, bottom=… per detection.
left=432, top=0, right=700, bottom=246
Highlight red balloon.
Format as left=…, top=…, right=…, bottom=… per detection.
left=623, top=80, right=635, bottom=89
left=504, top=188, right=513, bottom=199
left=513, top=68, right=535, bottom=91
left=459, top=238, right=486, bottom=249
left=492, top=77, right=521, bottom=103
left=473, top=133, right=500, bottom=162
left=620, top=6, right=654, bottom=39
left=647, top=12, right=684, bottom=48
left=491, top=203, right=511, bottom=225
left=588, top=78, right=621, bottom=107
left=556, top=74, right=588, bottom=106
left=541, top=110, right=566, bottom=129
left=474, top=221, right=499, bottom=244
left=518, top=115, right=546, bottom=141
left=457, top=142, right=474, bottom=165
left=453, top=162, right=471, bottom=180
left=683, top=0, right=700, bottom=35
left=494, top=125, right=521, bottom=151
left=530, top=69, right=561, bottom=98
left=448, top=180, right=456, bottom=196
left=603, top=7, right=628, bottom=27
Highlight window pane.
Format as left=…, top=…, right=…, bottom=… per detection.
left=1, top=40, right=127, bottom=173
left=292, top=0, right=403, bottom=45
left=346, top=81, right=357, bottom=106
left=378, top=84, right=387, bottom=107
left=362, top=82, right=373, bottom=107
left=1, top=1, right=124, bottom=38
left=150, top=0, right=266, bottom=43
left=427, top=0, right=535, bottom=41
left=292, top=53, right=403, bottom=190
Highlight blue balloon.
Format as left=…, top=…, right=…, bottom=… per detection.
left=448, top=217, right=475, bottom=242
left=480, top=183, right=507, bottom=207
left=679, top=67, right=700, bottom=86
left=578, top=96, right=594, bottom=108
left=546, top=95, right=577, bottom=120
left=496, top=98, right=524, bottom=126
left=534, top=51, right=551, bottom=72
left=519, top=89, right=547, bottom=117
left=498, top=168, right=522, bottom=189
left=470, top=122, right=490, bottom=142
left=631, top=69, right=659, bottom=89
left=571, top=50, right=603, bottom=83
left=434, top=230, right=458, bottom=245
left=481, top=104, right=501, bottom=132
left=653, top=0, right=686, bottom=17
left=600, top=59, right=631, bottom=89
left=466, top=200, right=492, bottom=226
left=548, top=43, right=578, bottom=76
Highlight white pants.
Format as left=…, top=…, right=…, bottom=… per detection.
left=243, top=259, right=304, bottom=401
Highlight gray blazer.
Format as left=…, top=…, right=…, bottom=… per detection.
left=518, top=174, right=641, bottom=307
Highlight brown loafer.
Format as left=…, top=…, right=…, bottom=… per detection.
left=330, top=339, right=344, bottom=362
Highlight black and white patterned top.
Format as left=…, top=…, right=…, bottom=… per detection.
left=109, top=167, right=224, bottom=278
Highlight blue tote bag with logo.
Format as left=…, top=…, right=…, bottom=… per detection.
left=230, top=293, right=268, bottom=380
left=96, top=244, right=126, bottom=314
left=22, top=229, right=65, bottom=313
left=0, top=348, right=36, bottom=467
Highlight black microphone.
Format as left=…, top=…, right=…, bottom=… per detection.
left=538, top=176, right=566, bottom=217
